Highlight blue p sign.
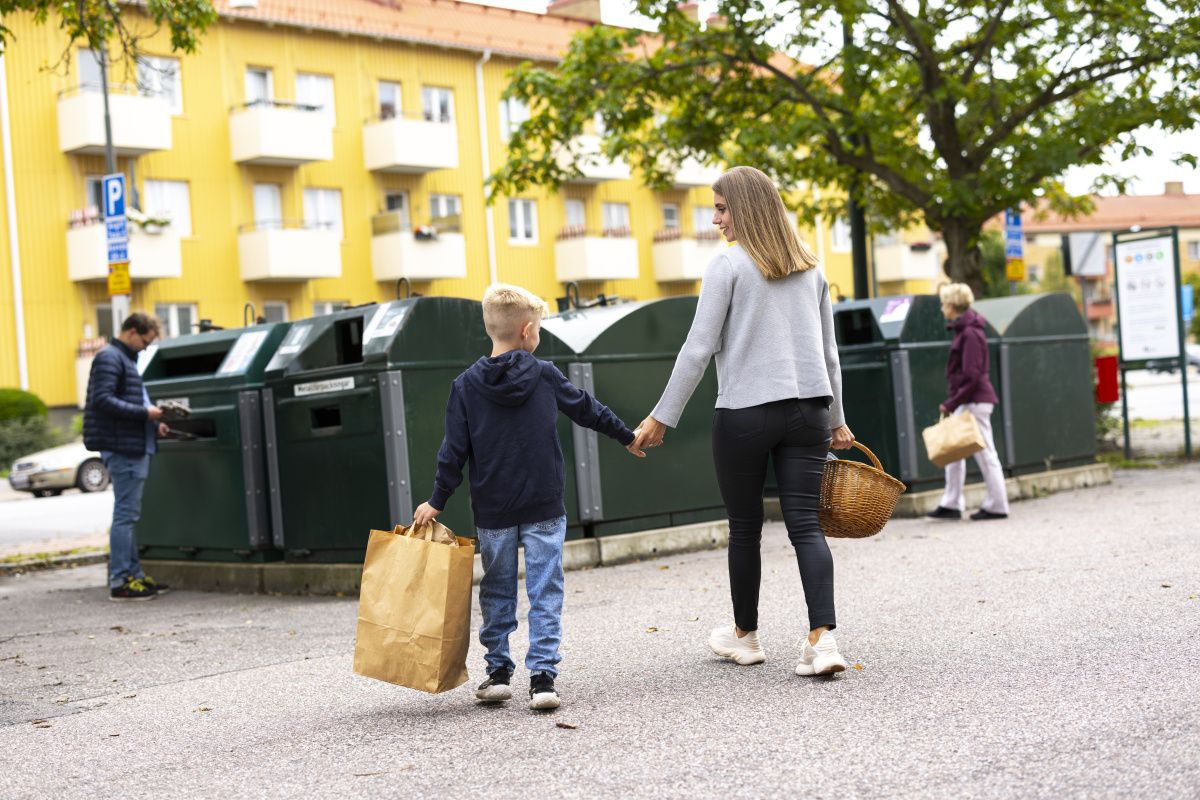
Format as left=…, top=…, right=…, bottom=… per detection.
left=103, top=173, right=125, bottom=219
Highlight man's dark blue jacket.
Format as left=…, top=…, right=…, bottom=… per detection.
left=83, top=340, right=150, bottom=456
left=429, top=350, right=635, bottom=529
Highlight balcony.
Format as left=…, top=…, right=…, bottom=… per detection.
left=652, top=230, right=724, bottom=282
left=66, top=217, right=182, bottom=282
left=873, top=240, right=945, bottom=283
left=238, top=222, right=341, bottom=282
left=229, top=101, right=332, bottom=166
left=370, top=211, right=467, bottom=281
left=363, top=114, right=458, bottom=173
left=554, top=227, right=639, bottom=282
left=672, top=158, right=722, bottom=190
left=557, top=136, right=631, bottom=184
left=57, top=86, right=172, bottom=157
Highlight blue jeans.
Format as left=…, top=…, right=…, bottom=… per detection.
left=475, top=516, right=567, bottom=678
left=105, top=453, right=150, bottom=589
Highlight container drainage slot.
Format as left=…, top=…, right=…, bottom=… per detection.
left=311, top=406, right=342, bottom=430
left=835, top=308, right=880, bottom=346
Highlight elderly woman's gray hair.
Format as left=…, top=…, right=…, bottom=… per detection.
left=938, top=283, right=975, bottom=312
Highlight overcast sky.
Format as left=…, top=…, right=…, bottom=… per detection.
left=469, top=0, right=1199, bottom=197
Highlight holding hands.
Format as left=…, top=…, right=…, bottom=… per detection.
left=632, top=416, right=667, bottom=452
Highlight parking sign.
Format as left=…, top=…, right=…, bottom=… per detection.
left=103, top=173, right=125, bottom=219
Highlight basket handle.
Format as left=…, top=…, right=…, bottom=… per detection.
left=844, top=440, right=883, bottom=470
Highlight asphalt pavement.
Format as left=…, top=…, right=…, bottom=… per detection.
left=1, top=463, right=1196, bottom=799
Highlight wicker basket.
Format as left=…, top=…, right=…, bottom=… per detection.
left=819, top=441, right=906, bottom=539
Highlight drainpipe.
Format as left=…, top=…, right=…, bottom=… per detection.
left=811, top=185, right=828, bottom=268
left=474, top=49, right=498, bottom=286
left=0, top=51, right=29, bottom=389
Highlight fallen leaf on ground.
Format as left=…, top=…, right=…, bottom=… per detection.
left=54, top=696, right=68, bottom=704
left=123, top=694, right=136, bottom=699
left=853, top=664, right=864, bottom=671
left=1161, top=583, right=1172, bottom=588
left=646, top=627, right=658, bottom=633
left=688, top=616, right=699, bottom=622
left=556, top=721, right=578, bottom=730
left=194, top=705, right=212, bottom=712
left=288, top=630, right=297, bottom=636
left=108, top=733, right=120, bottom=737
left=87, top=635, right=95, bottom=640
left=659, top=566, right=669, bottom=571
left=110, top=626, right=129, bottom=634
left=353, top=772, right=388, bottom=777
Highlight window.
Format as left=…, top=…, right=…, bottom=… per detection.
left=262, top=301, right=289, bottom=324
left=312, top=301, right=347, bottom=317
left=137, top=56, right=182, bottom=114
left=429, top=194, right=462, bottom=221
left=378, top=81, right=400, bottom=120
left=499, top=97, right=530, bottom=140
left=154, top=303, right=198, bottom=338
left=143, top=180, right=192, bottom=237
left=693, top=206, right=713, bottom=235
left=253, top=184, right=282, bottom=230
left=245, top=67, right=273, bottom=106
left=602, top=202, right=631, bottom=235
left=303, top=188, right=343, bottom=238
left=421, top=87, right=454, bottom=124
left=830, top=216, right=852, bottom=252
left=564, top=198, right=586, bottom=228
left=508, top=199, right=537, bottom=244
left=662, top=202, right=680, bottom=230
left=95, top=304, right=114, bottom=341
left=85, top=175, right=105, bottom=216
left=1189, top=241, right=1200, bottom=261
left=78, top=49, right=104, bottom=91
left=296, top=73, right=335, bottom=124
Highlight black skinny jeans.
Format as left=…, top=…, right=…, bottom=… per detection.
left=712, top=397, right=835, bottom=633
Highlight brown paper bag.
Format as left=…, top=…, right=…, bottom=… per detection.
left=922, top=411, right=987, bottom=468
left=352, top=521, right=475, bottom=693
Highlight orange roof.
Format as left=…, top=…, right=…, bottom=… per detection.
left=214, top=0, right=592, bottom=61
left=1014, top=193, right=1200, bottom=232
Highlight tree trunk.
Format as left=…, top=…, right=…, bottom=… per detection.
left=941, top=220, right=985, bottom=298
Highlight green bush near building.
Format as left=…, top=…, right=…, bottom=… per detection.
left=0, top=388, right=65, bottom=470
left=0, top=388, right=48, bottom=422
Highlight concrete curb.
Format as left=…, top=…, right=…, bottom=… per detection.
left=141, top=519, right=731, bottom=596
left=0, top=551, right=108, bottom=577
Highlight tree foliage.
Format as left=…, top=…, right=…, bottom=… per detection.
left=491, top=1, right=1200, bottom=294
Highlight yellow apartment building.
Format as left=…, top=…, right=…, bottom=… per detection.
left=0, top=0, right=913, bottom=410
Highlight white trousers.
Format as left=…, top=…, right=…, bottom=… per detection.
left=939, top=402, right=1010, bottom=514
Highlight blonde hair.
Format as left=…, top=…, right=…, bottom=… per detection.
left=938, top=282, right=975, bottom=312
left=482, top=283, right=549, bottom=341
left=711, top=166, right=819, bottom=280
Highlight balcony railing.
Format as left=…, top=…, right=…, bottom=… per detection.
left=229, top=100, right=332, bottom=166
left=57, top=85, right=172, bottom=156
left=554, top=228, right=639, bottom=282
left=66, top=214, right=182, bottom=282
left=652, top=230, right=724, bottom=282
left=238, top=220, right=341, bottom=281
left=363, top=112, right=458, bottom=173
left=370, top=211, right=467, bottom=281
left=557, top=135, right=631, bottom=183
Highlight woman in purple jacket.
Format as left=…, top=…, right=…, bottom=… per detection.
left=926, top=283, right=1010, bottom=521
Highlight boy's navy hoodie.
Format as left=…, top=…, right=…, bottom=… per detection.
left=429, top=349, right=635, bottom=529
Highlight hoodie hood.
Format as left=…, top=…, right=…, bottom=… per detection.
left=949, top=308, right=986, bottom=333
left=464, top=350, right=541, bottom=407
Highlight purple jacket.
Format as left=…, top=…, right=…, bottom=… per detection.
left=944, top=309, right=998, bottom=412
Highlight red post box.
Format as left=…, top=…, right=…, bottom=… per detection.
left=1095, top=354, right=1119, bottom=404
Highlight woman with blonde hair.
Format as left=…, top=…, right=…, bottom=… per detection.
left=632, top=166, right=854, bottom=676
left=926, top=283, right=1009, bottom=521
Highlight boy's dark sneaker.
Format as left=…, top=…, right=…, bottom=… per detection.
left=475, top=668, right=513, bottom=702
left=528, top=672, right=560, bottom=711
left=970, top=509, right=1008, bottom=521
left=109, top=577, right=157, bottom=602
left=925, top=506, right=962, bottom=520
left=142, top=575, right=170, bottom=594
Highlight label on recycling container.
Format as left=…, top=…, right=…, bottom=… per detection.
left=294, top=377, right=355, bottom=397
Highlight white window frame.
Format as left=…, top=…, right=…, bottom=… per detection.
left=253, top=183, right=282, bottom=230
left=693, top=206, right=713, bottom=235
left=78, top=49, right=104, bottom=92
left=421, top=86, right=454, bottom=124
left=602, top=202, right=631, bottom=234
left=303, top=188, right=343, bottom=238
left=564, top=198, right=586, bottom=229
left=312, top=301, right=347, bottom=317
left=137, top=55, right=182, bottom=114
left=296, top=72, right=335, bottom=125
left=1188, top=241, right=1200, bottom=261
left=429, top=194, right=462, bottom=221
left=143, top=179, right=192, bottom=237
left=662, top=202, right=680, bottom=230
left=830, top=216, right=852, bottom=253
left=508, top=199, right=538, bottom=245
left=378, top=80, right=401, bottom=120
left=245, top=67, right=273, bottom=107
left=499, top=97, right=530, bottom=140
left=154, top=303, right=198, bottom=338
left=262, top=301, right=289, bottom=323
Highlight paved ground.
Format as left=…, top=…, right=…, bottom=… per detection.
left=1122, top=367, right=1199, bottom=421
left=1, top=463, right=1197, bottom=799
left=0, top=487, right=111, bottom=556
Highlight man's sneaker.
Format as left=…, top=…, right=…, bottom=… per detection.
left=925, top=506, right=962, bottom=520
left=708, top=625, right=766, bottom=665
left=528, top=672, right=560, bottom=711
left=142, top=575, right=170, bottom=594
left=795, top=631, right=847, bottom=676
left=970, top=509, right=1008, bottom=521
left=109, top=577, right=157, bottom=602
left=474, top=668, right=513, bottom=703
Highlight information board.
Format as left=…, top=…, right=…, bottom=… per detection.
left=1114, top=234, right=1180, bottom=362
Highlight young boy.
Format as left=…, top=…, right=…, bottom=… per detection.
left=413, top=284, right=643, bottom=711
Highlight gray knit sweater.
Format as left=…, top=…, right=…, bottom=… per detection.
left=650, top=243, right=845, bottom=429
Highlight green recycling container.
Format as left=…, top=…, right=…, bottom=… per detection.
left=540, top=297, right=725, bottom=537
left=137, top=322, right=292, bottom=562
left=263, top=299, right=490, bottom=562
left=973, top=293, right=1095, bottom=474
left=831, top=295, right=1007, bottom=492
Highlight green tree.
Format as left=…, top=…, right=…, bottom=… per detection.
left=491, top=1, right=1200, bottom=296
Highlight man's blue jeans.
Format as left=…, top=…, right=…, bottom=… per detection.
left=105, top=453, right=150, bottom=589
left=475, top=516, right=567, bottom=678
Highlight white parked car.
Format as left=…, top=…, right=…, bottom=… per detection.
left=7, top=441, right=110, bottom=497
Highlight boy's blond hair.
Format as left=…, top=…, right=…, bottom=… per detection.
left=482, top=283, right=549, bottom=341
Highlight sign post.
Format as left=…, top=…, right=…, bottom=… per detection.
left=103, top=173, right=130, bottom=335
left=1112, top=227, right=1191, bottom=460
left=1004, top=208, right=1025, bottom=293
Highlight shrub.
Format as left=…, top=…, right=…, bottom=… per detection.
left=0, top=416, right=63, bottom=468
left=0, top=388, right=47, bottom=422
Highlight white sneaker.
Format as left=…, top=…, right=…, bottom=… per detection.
left=708, top=625, right=766, bottom=665
left=795, top=631, right=847, bottom=676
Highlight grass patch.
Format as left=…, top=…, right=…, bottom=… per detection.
left=1129, top=418, right=1170, bottom=429
left=0, top=546, right=107, bottom=565
left=1098, top=452, right=1162, bottom=470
